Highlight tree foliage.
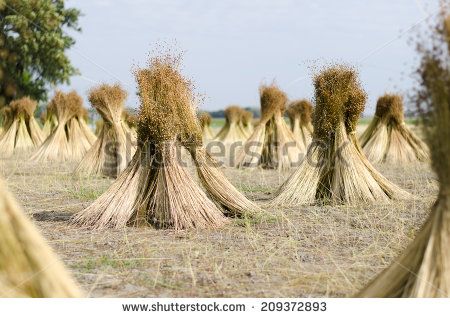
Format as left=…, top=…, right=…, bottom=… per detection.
left=0, top=0, right=81, bottom=106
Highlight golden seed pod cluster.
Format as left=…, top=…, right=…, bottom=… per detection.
left=260, top=84, right=288, bottom=120
left=50, top=90, right=84, bottom=122
left=123, top=110, right=138, bottom=128
left=287, top=99, right=313, bottom=124
left=240, top=110, right=253, bottom=126
left=67, top=91, right=85, bottom=117
left=47, top=100, right=57, bottom=117
left=375, top=94, right=404, bottom=124
left=0, top=106, right=11, bottom=122
left=9, top=97, right=37, bottom=119
left=313, top=65, right=366, bottom=139
left=136, top=54, right=202, bottom=146
left=88, top=84, right=128, bottom=119
left=199, top=112, right=212, bottom=127
left=224, top=105, right=243, bottom=123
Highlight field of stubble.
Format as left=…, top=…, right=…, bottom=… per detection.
left=0, top=124, right=437, bottom=297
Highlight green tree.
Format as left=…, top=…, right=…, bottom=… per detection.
left=0, top=0, right=81, bottom=106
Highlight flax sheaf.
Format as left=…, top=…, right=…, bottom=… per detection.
left=269, top=65, right=410, bottom=206
left=240, top=110, right=254, bottom=138
left=198, top=112, right=214, bottom=141
left=41, top=101, right=58, bottom=139
left=74, top=84, right=136, bottom=178
left=0, top=97, right=44, bottom=157
left=359, top=93, right=429, bottom=164
left=0, top=179, right=82, bottom=297
left=236, top=84, right=303, bottom=171
left=30, top=91, right=96, bottom=162
left=358, top=8, right=450, bottom=297
left=286, top=99, right=314, bottom=152
left=73, top=52, right=262, bottom=230
left=214, top=105, right=249, bottom=144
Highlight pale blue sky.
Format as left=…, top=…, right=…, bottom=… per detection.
left=63, top=0, right=438, bottom=114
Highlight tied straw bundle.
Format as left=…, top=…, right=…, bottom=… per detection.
left=236, top=84, right=302, bottom=171
left=359, top=93, right=429, bottom=164
left=75, top=84, right=136, bottom=178
left=122, top=109, right=138, bottom=143
left=358, top=7, right=450, bottom=297
left=240, top=109, right=254, bottom=138
left=0, top=106, right=12, bottom=137
left=95, top=119, right=103, bottom=136
left=214, top=105, right=248, bottom=144
left=270, top=65, right=410, bottom=206
left=31, top=91, right=96, bottom=162
left=199, top=111, right=214, bottom=141
left=0, top=97, right=44, bottom=157
left=286, top=99, right=314, bottom=152
left=40, top=102, right=58, bottom=139
left=73, top=51, right=261, bottom=230
left=123, top=109, right=138, bottom=131
left=0, top=179, right=82, bottom=297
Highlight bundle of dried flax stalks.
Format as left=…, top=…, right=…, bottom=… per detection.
left=0, top=97, right=44, bottom=157
left=286, top=99, right=314, bottom=153
left=359, top=93, right=429, bottom=164
left=31, top=91, right=96, bottom=162
left=75, top=83, right=136, bottom=178
left=0, top=179, right=82, bottom=297
left=73, top=51, right=261, bottom=230
left=269, top=66, right=410, bottom=206
left=358, top=8, right=450, bottom=297
left=236, top=84, right=302, bottom=171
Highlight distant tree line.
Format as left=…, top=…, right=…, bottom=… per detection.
left=208, top=107, right=260, bottom=118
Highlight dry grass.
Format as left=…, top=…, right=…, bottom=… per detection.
left=0, top=152, right=436, bottom=297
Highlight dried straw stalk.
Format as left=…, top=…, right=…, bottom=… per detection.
left=358, top=8, right=450, bottom=297
left=0, top=106, right=11, bottom=137
left=75, top=84, right=135, bottom=178
left=214, top=106, right=248, bottom=144
left=359, top=94, right=429, bottom=164
left=199, top=112, right=214, bottom=141
left=0, top=97, right=44, bottom=157
left=73, top=52, right=261, bottom=230
left=240, top=110, right=254, bottom=138
left=236, top=84, right=302, bottom=171
left=0, top=179, right=82, bottom=297
left=95, top=119, right=103, bottom=136
left=122, top=110, right=138, bottom=144
left=41, top=103, right=58, bottom=139
left=123, top=109, right=138, bottom=130
left=286, top=99, right=314, bottom=152
left=121, top=109, right=136, bottom=134
left=31, top=91, right=96, bottom=162
left=270, top=66, right=410, bottom=206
